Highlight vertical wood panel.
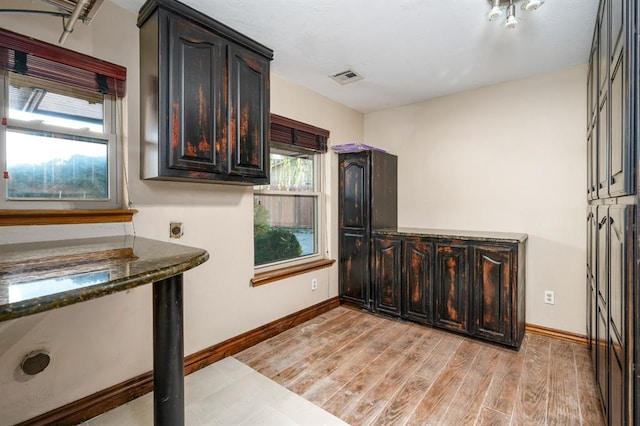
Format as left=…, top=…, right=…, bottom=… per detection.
left=403, top=239, right=434, bottom=324
left=373, top=237, right=402, bottom=316
left=434, top=244, right=468, bottom=333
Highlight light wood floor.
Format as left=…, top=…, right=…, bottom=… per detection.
left=235, top=306, right=604, bottom=426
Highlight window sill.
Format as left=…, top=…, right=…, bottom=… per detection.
left=251, top=258, right=336, bottom=287
left=0, top=209, right=137, bottom=226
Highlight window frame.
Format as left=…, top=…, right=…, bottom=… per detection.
left=254, top=144, right=324, bottom=271
left=0, top=71, right=121, bottom=210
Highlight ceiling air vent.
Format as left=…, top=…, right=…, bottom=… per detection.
left=329, top=69, right=364, bottom=85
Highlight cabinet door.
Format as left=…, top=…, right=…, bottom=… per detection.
left=610, top=341, right=624, bottom=426
left=598, top=95, right=609, bottom=197
left=372, top=237, right=402, bottom=317
left=339, top=154, right=369, bottom=229
left=228, top=45, right=270, bottom=182
left=590, top=37, right=599, bottom=131
left=599, top=0, right=609, bottom=96
left=609, top=205, right=632, bottom=354
left=403, top=239, right=434, bottom=324
left=597, top=307, right=609, bottom=420
left=339, top=230, right=369, bottom=308
left=472, top=246, right=514, bottom=345
left=167, top=15, right=225, bottom=176
left=587, top=131, right=594, bottom=200
left=609, top=52, right=630, bottom=196
left=597, top=206, right=609, bottom=308
left=590, top=284, right=597, bottom=370
left=434, top=244, right=469, bottom=333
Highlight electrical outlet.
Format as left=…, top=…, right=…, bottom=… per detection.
left=544, top=290, right=555, bottom=305
left=169, top=222, right=183, bottom=239
left=311, top=278, right=318, bottom=291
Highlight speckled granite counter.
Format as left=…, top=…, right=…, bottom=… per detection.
left=0, top=235, right=209, bottom=321
left=0, top=235, right=209, bottom=425
left=373, top=227, right=528, bottom=243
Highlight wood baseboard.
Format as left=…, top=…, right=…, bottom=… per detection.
left=525, top=323, right=588, bottom=346
left=18, top=297, right=340, bottom=426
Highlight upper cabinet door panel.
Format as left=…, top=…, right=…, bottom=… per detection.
left=168, top=15, right=224, bottom=174
left=228, top=45, right=270, bottom=180
left=339, top=155, right=369, bottom=229
left=598, top=0, right=609, bottom=95
left=590, top=39, right=599, bottom=128
left=610, top=0, right=623, bottom=58
left=609, top=52, right=631, bottom=197
left=598, top=94, right=609, bottom=198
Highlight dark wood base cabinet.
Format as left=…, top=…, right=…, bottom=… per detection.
left=370, top=228, right=527, bottom=349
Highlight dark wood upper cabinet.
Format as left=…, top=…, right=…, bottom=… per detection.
left=434, top=244, right=469, bottom=334
left=138, top=0, right=272, bottom=185
left=228, top=45, right=270, bottom=179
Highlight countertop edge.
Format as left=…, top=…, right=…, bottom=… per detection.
left=372, top=228, right=528, bottom=243
left=0, top=251, right=209, bottom=322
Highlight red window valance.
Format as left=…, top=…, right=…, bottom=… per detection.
left=270, top=114, right=330, bottom=153
left=0, top=28, right=126, bottom=97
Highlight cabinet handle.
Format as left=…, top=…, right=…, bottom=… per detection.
left=610, top=176, right=616, bottom=184
left=591, top=186, right=596, bottom=192
left=599, top=183, right=604, bottom=189
left=599, top=217, right=608, bottom=229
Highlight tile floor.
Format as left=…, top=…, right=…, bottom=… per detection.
left=85, top=357, right=347, bottom=425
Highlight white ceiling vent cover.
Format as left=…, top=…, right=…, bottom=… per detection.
left=329, top=69, right=364, bottom=85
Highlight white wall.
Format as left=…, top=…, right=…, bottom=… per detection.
left=0, top=1, right=363, bottom=423
left=364, top=64, right=587, bottom=334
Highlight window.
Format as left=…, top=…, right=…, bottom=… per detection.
left=0, top=28, right=126, bottom=210
left=254, top=114, right=330, bottom=268
left=254, top=146, right=321, bottom=266
left=1, top=73, right=118, bottom=207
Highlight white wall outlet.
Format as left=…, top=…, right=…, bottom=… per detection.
left=169, top=222, right=183, bottom=239
left=544, top=290, right=555, bottom=305
left=311, top=278, right=318, bottom=291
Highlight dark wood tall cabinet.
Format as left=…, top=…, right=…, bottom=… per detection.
left=138, top=0, right=272, bottom=185
left=587, top=0, right=637, bottom=424
left=338, top=151, right=398, bottom=309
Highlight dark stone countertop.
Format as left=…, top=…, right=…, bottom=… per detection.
left=372, top=227, right=528, bottom=243
left=0, top=236, right=209, bottom=322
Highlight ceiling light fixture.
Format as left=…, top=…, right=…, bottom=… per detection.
left=487, top=0, right=504, bottom=21
left=504, top=1, right=518, bottom=29
left=522, top=0, right=545, bottom=11
left=486, top=0, right=543, bottom=29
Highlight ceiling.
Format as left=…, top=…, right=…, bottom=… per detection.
left=110, top=0, right=599, bottom=113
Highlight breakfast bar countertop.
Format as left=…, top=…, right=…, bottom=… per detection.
left=0, top=235, right=209, bottom=322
